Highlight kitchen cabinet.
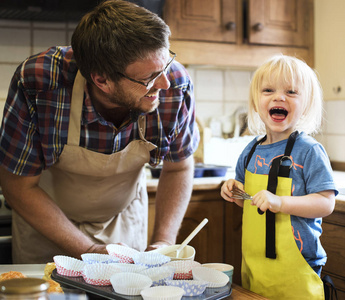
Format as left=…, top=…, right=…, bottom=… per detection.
left=163, top=0, right=314, bottom=67
left=320, top=199, right=345, bottom=299
left=147, top=179, right=243, bottom=285
left=315, top=0, right=345, bottom=100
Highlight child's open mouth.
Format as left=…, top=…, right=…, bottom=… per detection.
left=269, top=107, right=288, bottom=121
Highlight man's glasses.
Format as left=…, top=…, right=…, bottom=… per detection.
left=117, top=50, right=176, bottom=89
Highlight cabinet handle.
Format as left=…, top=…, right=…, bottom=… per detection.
left=253, top=23, right=264, bottom=31
left=225, top=22, right=236, bottom=31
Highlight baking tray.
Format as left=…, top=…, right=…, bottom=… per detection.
left=51, top=269, right=232, bottom=300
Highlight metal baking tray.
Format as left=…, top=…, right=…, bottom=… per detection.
left=51, top=269, right=232, bottom=300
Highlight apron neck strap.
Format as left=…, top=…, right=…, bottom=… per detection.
left=265, top=130, right=299, bottom=259
left=245, top=135, right=267, bottom=168
left=68, top=71, right=86, bottom=146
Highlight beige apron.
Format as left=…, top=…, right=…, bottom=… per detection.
left=12, top=71, right=157, bottom=263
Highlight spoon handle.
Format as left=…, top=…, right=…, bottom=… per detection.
left=178, top=218, right=209, bottom=251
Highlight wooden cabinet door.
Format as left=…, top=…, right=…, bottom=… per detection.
left=248, top=0, right=311, bottom=47
left=163, top=0, right=239, bottom=43
left=176, top=200, right=224, bottom=264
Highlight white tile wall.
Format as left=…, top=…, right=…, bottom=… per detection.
left=0, top=19, right=344, bottom=164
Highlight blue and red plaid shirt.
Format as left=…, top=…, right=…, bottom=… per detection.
left=0, top=46, right=199, bottom=176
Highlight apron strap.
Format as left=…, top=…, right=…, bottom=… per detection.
left=68, top=71, right=86, bottom=146
left=245, top=135, right=267, bottom=169
left=265, top=130, right=298, bottom=259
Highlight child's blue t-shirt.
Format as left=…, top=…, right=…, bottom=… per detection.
left=235, top=132, right=337, bottom=268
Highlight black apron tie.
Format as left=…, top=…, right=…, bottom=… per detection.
left=245, top=131, right=298, bottom=259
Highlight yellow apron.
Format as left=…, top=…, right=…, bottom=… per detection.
left=12, top=71, right=157, bottom=263
left=241, top=134, right=324, bottom=300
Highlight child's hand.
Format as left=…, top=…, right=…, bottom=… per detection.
left=252, top=190, right=283, bottom=213
left=221, top=179, right=245, bottom=207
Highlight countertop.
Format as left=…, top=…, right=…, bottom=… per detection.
left=147, top=170, right=345, bottom=213
left=0, top=264, right=268, bottom=299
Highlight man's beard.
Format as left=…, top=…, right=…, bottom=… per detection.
left=108, top=85, right=160, bottom=115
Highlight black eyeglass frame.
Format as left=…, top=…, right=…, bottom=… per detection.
left=117, top=50, right=176, bottom=88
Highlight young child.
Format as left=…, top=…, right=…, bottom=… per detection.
left=221, top=55, right=337, bottom=300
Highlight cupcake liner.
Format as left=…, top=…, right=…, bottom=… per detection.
left=110, top=272, right=152, bottom=296
left=106, top=244, right=139, bottom=264
left=165, top=279, right=208, bottom=296
left=112, top=263, right=147, bottom=273
left=140, top=266, right=175, bottom=286
left=165, top=260, right=201, bottom=280
left=81, top=253, right=119, bottom=264
left=53, top=255, right=85, bottom=277
left=140, top=286, right=185, bottom=300
left=192, top=266, right=229, bottom=288
left=82, top=263, right=123, bottom=286
left=133, top=252, right=171, bottom=268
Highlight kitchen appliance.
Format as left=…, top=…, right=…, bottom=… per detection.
left=0, top=188, right=12, bottom=264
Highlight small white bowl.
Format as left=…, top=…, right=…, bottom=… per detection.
left=192, top=266, right=229, bottom=288
left=110, top=272, right=152, bottom=296
left=141, top=286, right=185, bottom=300
left=153, top=245, right=195, bottom=261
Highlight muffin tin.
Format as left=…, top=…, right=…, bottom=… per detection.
left=52, top=269, right=232, bottom=300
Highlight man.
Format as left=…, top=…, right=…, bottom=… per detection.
left=0, top=0, right=199, bottom=263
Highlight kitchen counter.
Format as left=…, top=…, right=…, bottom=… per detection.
left=0, top=264, right=268, bottom=299
left=147, top=170, right=345, bottom=212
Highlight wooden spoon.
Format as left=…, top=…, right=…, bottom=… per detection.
left=175, top=218, right=209, bottom=258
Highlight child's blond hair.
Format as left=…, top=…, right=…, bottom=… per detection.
left=248, top=55, right=323, bottom=136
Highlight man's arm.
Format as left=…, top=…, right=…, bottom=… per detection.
left=146, top=155, right=194, bottom=250
left=0, top=166, right=107, bottom=258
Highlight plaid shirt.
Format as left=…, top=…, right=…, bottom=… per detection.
left=0, top=46, right=199, bottom=176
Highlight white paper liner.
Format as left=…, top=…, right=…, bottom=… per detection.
left=53, top=255, right=85, bottom=277
left=81, top=253, right=119, bottom=264
left=192, top=267, right=229, bottom=288
left=141, top=286, right=185, bottom=300
left=106, top=244, right=139, bottom=264
left=112, top=263, right=147, bottom=273
left=165, top=279, right=208, bottom=296
left=140, top=266, right=175, bottom=286
left=165, top=260, right=201, bottom=280
left=110, top=272, right=152, bottom=296
left=133, top=252, right=171, bottom=268
left=82, top=263, right=123, bottom=286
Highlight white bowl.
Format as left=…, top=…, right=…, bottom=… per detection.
left=153, top=245, right=195, bottom=261
left=110, top=272, right=152, bottom=296
left=141, top=286, right=185, bottom=300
